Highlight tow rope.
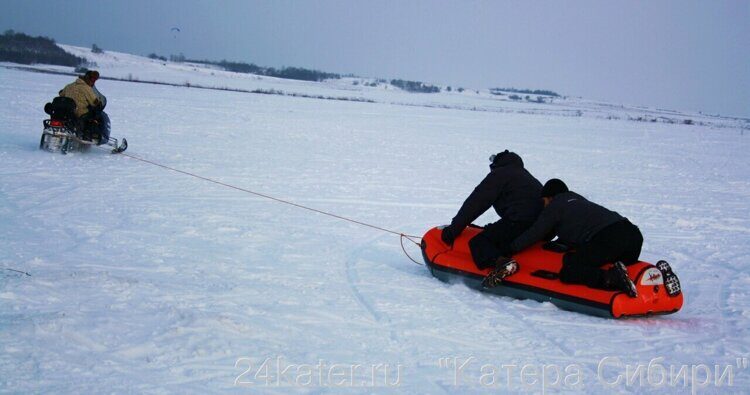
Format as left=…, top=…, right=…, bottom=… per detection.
left=2, top=268, right=31, bottom=277
left=114, top=150, right=424, bottom=265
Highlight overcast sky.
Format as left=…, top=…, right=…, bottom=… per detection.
left=2, top=0, right=748, bottom=118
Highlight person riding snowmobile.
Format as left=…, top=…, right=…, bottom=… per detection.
left=41, top=70, right=126, bottom=154
left=441, top=150, right=543, bottom=282
left=58, top=70, right=108, bottom=141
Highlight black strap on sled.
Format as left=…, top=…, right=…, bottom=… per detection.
left=531, top=270, right=559, bottom=280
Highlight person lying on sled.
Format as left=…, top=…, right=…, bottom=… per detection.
left=59, top=70, right=107, bottom=141
left=441, top=150, right=543, bottom=278
left=494, top=178, right=641, bottom=297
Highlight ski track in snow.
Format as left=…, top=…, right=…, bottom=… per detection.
left=1, top=65, right=750, bottom=393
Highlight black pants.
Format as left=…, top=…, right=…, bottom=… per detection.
left=78, top=111, right=110, bottom=143
left=560, top=220, right=643, bottom=288
left=469, top=220, right=534, bottom=269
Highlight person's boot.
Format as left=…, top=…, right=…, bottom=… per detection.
left=603, top=261, right=638, bottom=297
left=482, top=257, right=519, bottom=288
left=656, top=260, right=681, bottom=297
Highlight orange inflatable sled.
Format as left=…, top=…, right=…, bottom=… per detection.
left=421, top=226, right=683, bottom=318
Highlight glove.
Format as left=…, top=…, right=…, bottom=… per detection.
left=441, top=225, right=458, bottom=246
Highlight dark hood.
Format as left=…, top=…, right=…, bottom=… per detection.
left=490, top=150, right=524, bottom=169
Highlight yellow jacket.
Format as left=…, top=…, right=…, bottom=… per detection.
left=59, top=78, right=101, bottom=118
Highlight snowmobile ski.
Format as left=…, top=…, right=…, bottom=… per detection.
left=109, top=137, right=128, bottom=154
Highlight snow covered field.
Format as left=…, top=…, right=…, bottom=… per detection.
left=1, top=51, right=750, bottom=393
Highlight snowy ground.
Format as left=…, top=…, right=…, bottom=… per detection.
left=1, top=54, right=750, bottom=393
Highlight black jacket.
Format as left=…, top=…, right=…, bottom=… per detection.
left=510, top=191, right=625, bottom=253
left=450, top=152, right=543, bottom=232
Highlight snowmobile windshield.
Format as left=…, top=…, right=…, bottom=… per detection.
left=93, top=86, right=107, bottom=109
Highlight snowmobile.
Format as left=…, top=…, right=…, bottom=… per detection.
left=421, top=225, right=683, bottom=318
left=40, top=91, right=127, bottom=154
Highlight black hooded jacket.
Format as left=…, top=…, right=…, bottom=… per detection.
left=510, top=191, right=625, bottom=253
left=449, top=152, right=543, bottom=233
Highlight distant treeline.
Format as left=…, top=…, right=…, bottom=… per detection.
left=490, top=87, right=560, bottom=97
left=0, top=30, right=84, bottom=67
left=149, top=53, right=443, bottom=93
left=2, top=30, right=554, bottom=96
left=148, top=53, right=341, bottom=82
left=390, top=79, right=441, bottom=93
